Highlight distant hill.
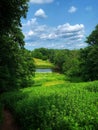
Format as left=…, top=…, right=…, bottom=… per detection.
left=33, top=58, right=54, bottom=68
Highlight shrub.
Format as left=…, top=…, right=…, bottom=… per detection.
left=1, top=83, right=98, bottom=130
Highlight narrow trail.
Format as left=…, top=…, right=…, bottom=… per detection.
left=1, top=108, right=19, bottom=130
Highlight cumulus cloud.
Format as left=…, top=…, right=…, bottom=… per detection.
left=27, top=30, right=36, bottom=37
left=22, top=18, right=86, bottom=50
left=40, top=33, right=57, bottom=40
left=22, top=18, right=37, bottom=27
left=30, top=0, right=54, bottom=4
left=57, top=23, right=84, bottom=33
left=34, top=9, right=47, bottom=18
left=39, top=23, right=84, bottom=40
left=68, top=6, right=77, bottom=13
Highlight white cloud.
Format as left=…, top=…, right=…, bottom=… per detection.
left=30, top=0, right=54, bottom=4
left=28, top=30, right=35, bottom=36
left=22, top=18, right=37, bottom=27
left=57, top=23, right=84, bottom=33
left=22, top=18, right=86, bottom=50
left=40, top=33, right=57, bottom=40
left=34, top=9, right=47, bottom=18
left=68, top=6, right=77, bottom=13
left=35, top=25, right=47, bottom=32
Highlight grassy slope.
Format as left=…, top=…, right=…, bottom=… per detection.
left=33, top=58, right=54, bottom=68
left=1, top=72, right=98, bottom=130
left=33, top=73, right=67, bottom=87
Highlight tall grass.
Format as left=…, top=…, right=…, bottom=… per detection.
left=1, top=73, right=98, bottom=130
left=33, top=73, right=67, bottom=87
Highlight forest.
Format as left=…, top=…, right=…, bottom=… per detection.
left=0, top=0, right=98, bottom=130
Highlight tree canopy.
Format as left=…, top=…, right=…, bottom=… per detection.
left=0, top=0, right=35, bottom=93
left=86, top=25, right=98, bottom=46
left=80, top=25, right=98, bottom=81
left=0, top=0, right=29, bottom=34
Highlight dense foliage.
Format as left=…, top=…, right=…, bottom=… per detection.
left=0, top=1, right=98, bottom=128
left=32, top=48, right=81, bottom=81
left=32, top=25, right=98, bottom=82
left=0, top=0, right=35, bottom=93
left=80, top=25, right=98, bottom=81
left=0, top=0, right=29, bottom=34
left=1, top=73, right=98, bottom=130
left=32, top=48, right=50, bottom=60
left=86, top=25, right=98, bottom=46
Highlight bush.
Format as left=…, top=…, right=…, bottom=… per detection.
left=1, top=83, right=98, bottom=130
left=85, top=81, right=98, bottom=92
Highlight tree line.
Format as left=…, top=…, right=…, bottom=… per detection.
left=0, top=0, right=98, bottom=92
left=32, top=25, right=98, bottom=82
left=0, top=0, right=35, bottom=93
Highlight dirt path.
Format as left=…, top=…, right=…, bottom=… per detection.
left=1, top=108, right=19, bottom=130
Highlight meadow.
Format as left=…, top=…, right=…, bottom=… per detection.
left=1, top=72, right=98, bottom=130
left=34, top=58, right=54, bottom=68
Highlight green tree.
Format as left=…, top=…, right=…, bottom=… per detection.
left=80, top=25, right=98, bottom=81
left=63, top=50, right=80, bottom=76
left=0, top=0, right=35, bottom=93
left=32, top=48, right=49, bottom=60
left=86, top=25, right=98, bottom=46
left=53, top=50, right=69, bottom=73
left=62, top=50, right=81, bottom=82
left=16, top=49, right=35, bottom=87
left=0, top=0, right=28, bottom=34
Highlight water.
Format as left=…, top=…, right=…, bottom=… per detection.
left=36, top=68, right=52, bottom=73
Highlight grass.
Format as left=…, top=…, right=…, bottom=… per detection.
left=1, top=73, right=98, bottom=130
left=33, top=73, right=67, bottom=87
left=33, top=58, right=54, bottom=68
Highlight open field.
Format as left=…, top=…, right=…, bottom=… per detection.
left=33, top=73, right=67, bottom=87
left=1, top=73, right=98, bottom=130
left=34, top=58, right=54, bottom=68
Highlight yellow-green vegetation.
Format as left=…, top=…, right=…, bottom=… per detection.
left=34, top=58, right=54, bottom=68
left=1, top=73, right=98, bottom=130
left=34, top=73, right=67, bottom=87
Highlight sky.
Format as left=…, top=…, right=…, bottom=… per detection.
left=21, top=0, right=98, bottom=50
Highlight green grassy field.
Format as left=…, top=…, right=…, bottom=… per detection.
left=34, top=58, right=54, bottom=68
left=33, top=73, right=67, bottom=87
left=1, top=73, right=98, bottom=130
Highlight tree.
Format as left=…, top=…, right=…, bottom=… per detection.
left=53, top=49, right=69, bottom=73
left=80, top=25, right=98, bottom=81
left=32, top=48, right=49, bottom=60
left=86, top=25, right=98, bottom=46
left=0, top=0, right=29, bottom=34
left=63, top=50, right=80, bottom=77
left=16, top=49, right=35, bottom=87
left=0, top=0, right=35, bottom=93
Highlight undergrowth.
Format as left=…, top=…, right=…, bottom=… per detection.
left=1, top=73, right=98, bottom=130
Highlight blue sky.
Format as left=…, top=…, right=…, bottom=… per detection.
left=22, top=0, right=98, bottom=50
